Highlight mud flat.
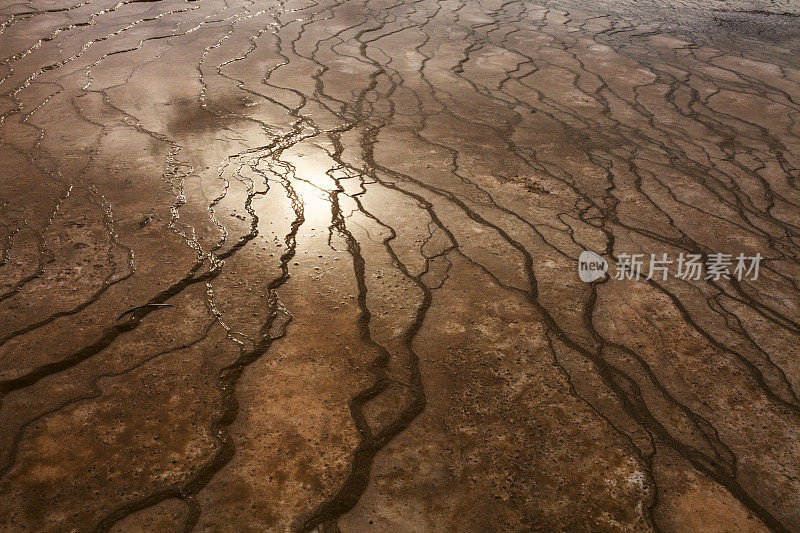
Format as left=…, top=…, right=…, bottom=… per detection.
left=0, top=0, right=799, bottom=530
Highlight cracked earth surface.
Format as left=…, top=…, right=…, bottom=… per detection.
left=0, top=0, right=799, bottom=530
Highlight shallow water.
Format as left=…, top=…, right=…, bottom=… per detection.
left=0, top=0, right=799, bottom=530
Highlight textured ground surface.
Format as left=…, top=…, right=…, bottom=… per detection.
left=1, top=0, right=799, bottom=530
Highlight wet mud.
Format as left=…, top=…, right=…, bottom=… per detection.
left=0, top=0, right=799, bottom=530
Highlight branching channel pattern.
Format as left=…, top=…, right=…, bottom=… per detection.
left=0, top=0, right=799, bottom=530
